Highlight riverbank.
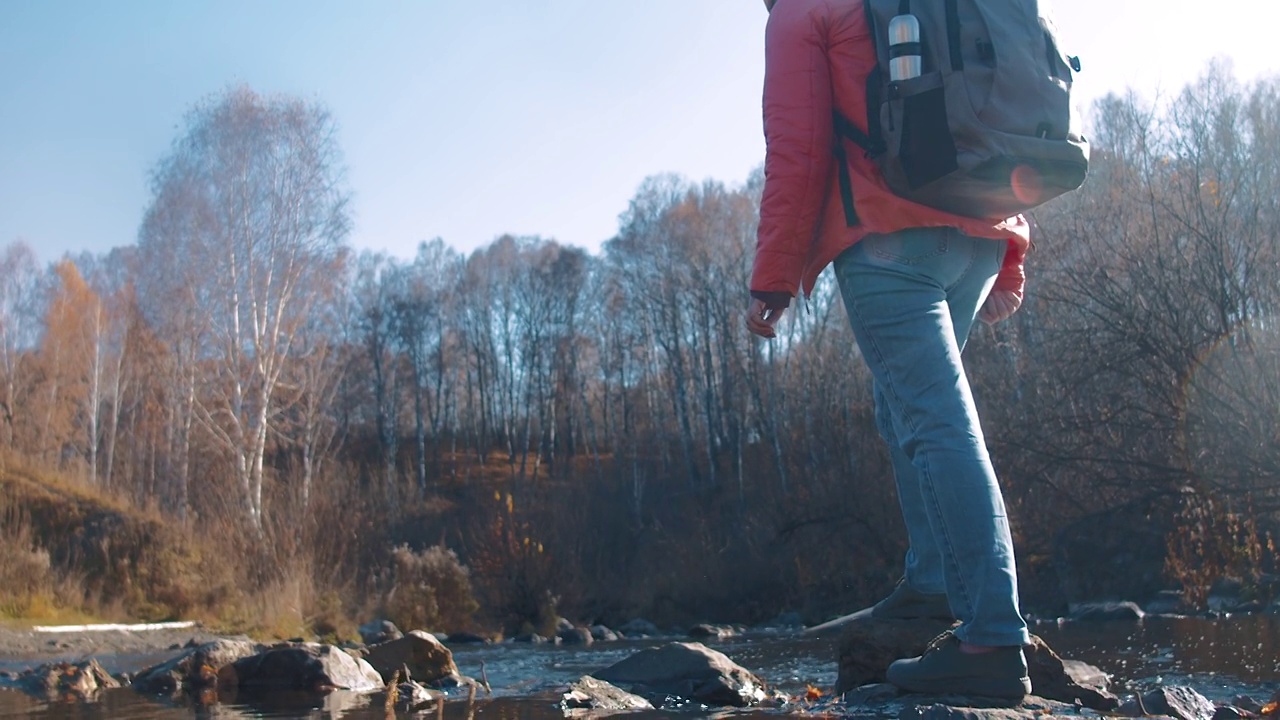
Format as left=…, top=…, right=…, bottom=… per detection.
left=0, top=623, right=241, bottom=673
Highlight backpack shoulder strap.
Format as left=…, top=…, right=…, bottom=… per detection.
left=833, top=112, right=884, bottom=157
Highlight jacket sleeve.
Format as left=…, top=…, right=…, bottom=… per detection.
left=993, top=238, right=1026, bottom=299
left=750, top=1, right=833, bottom=309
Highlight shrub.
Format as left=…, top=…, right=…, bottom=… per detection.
left=382, top=544, right=478, bottom=633
left=1165, top=492, right=1274, bottom=608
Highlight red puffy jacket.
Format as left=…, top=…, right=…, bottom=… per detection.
left=751, top=0, right=1030, bottom=309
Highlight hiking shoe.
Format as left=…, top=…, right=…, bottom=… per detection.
left=886, top=631, right=1031, bottom=699
left=870, top=578, right=954, bottom=621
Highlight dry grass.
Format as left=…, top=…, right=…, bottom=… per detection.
left=0, top=451, right=495, bottom=640
left=0, top=453, right=239, bottom=625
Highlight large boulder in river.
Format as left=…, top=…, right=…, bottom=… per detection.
left=688, top=623, right=737, bottom=640
left=363, top=630, right=460, bottom=686
left=589, top=624, right=620, bottom=642
left=842, top=685, right=1103, bottom=720
left=1119, top=686, right=1216, bottom=720
left=219, top=643, right=383, bottom=694
left=558, top=625, right=594, bottom=645
left=833, top=613, right=954, bottom=693
left=592, top=641, right=766, bottom=707
left=358, top=619, right=403, bottom=646
left=1024, top=636, right=1119, bottom=710
left=560, top=676, right=654, bottom=712
left=835, top=616, right=1119, bottom=711
left=16, top=660, right=119, bottom=700
left=133, top=638, right=263, bottom=695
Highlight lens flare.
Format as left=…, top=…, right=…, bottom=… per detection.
left=1010, top=164, right=1044, bottom=206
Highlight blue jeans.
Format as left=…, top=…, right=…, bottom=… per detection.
left=833, top=227, right=1030, bottom=647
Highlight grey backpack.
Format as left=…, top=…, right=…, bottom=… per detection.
left=835, top=0, right=1089, bottom=221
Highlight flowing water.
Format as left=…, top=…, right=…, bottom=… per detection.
left=1, top=614, right=1277, bottom=719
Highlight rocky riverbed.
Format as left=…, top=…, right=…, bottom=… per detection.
left=0, top=611, right=1277, bottom=719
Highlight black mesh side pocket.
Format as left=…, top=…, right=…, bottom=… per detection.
left=899, top=87, right=958, bottom=189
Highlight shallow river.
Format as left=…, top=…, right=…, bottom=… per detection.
left=1, top=614, right=1277, bottom=719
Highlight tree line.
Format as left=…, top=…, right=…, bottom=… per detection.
left=2, top=65, right=1276, bottom=631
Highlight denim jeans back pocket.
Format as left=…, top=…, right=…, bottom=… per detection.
left=867, top=231, right=950, bottom=266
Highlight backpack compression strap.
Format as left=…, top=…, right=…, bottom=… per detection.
left=832, top=112, right=885, bottom=227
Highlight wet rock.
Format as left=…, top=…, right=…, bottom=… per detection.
left=555, top=617, right=576, bottom=633
left=371, top=676, right=437, bottom=713
left=17, top=660, right=120, bottom=700
left=358, top=619, right=402, bottom=646
left=592, top=641, right=766, bottom=707
left=558, top=626, right=594, bottom=645
left=445, top=631, right=489, bottom=645
left=219, top=643, right=383, bottom=694
left=589, top=624, right=619, bottom=642
left=842, top=682, right=901, bottom=704
left=834, top=615, right=954, bottom=693
left=841, top=684, right=1104, bottom=720
left=559, top=676, right=654, bottom=712
left=1069, top=601, right=1145, bottom=622
left=1025, top=636, right=1120, bottom=710
left=899, top=697, right=1098, bottom=720
left=512, top=633, right=549, bottom=643
left=688, top=623, right=736, bottom=640
left=235, top=688, right=374, bottom=715
left=617, top=618, right=661, bottom=637
left=1213, top=707, right=1252, bottom=720
left=1119, top=686, right=1216, bottom=720
left=133, top=638, right=263, bottom=695
left=1231, top=695, right=1264, bottom=714
left=834, top=617, right=1118, bottom=711
left=363, top=630, right=459, bottom=686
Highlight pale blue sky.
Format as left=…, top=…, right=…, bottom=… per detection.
left=3, top=1, right=1278, bottom=264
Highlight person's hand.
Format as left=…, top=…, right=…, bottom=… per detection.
left=978, top=290, right=1022, bottom=325
left=746, top=298, right=786, bottom=339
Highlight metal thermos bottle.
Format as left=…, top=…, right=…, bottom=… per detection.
left=888, top=13, right=922, bottom=81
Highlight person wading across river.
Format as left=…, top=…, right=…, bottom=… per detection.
left=745, top=0, right=1042, bottom=699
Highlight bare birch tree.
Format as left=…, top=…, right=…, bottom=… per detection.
left=0, top=241, right=42, bottom=451
left=138, top=86, right=351, bottom=532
